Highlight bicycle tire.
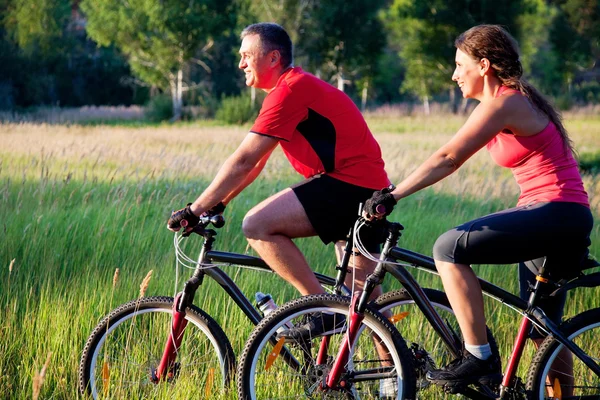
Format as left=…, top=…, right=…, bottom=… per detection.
left=237, top=293, right=416, bottom=399
left=526, top=307, right=600, bottom=399
left=375, top=289, right=498, bottom=398
left=79, top=296, right=235, bottom=399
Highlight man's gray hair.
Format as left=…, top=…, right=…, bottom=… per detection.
left=241, top=23, right=293, bottom=69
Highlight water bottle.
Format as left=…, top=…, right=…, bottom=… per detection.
left=255, top=292, right=278, bottom=316
left=255, top=292, right=293, bottom=331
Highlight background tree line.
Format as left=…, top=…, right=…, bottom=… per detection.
left=0, top=0, right=598, bottom=120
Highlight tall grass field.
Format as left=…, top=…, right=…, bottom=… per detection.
left=1, top=114, right=599, bottom=399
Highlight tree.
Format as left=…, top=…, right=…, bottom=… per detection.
left=382, top=0, right=527, bottom=113
left=5, top=0, right=71, bottom=56
left=550, top=0, right=600, bottom=92
left=81, top=0, right=237, bottom=120
left=298, top=0, right=386, bottom=93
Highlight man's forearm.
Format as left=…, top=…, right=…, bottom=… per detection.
left=222, top=151, right=271, bottom=204
left=189, top=155, right=254, bottom=215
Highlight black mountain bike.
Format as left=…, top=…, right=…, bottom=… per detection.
left=78, top=214, right=461, bottom=399
left=238, top=218, right=600, bottom=400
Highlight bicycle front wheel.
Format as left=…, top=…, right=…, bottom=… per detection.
left=237, top=293, right=416, bottom=399
left=527, top=307, right=600, bottom=399
left=79, top=296, right=234, bottom=399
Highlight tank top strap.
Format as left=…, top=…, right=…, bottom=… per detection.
left=496, top=85, right=520, bottom=98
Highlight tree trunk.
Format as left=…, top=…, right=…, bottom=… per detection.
left=361, top=81, right=368, bottom=112
left=421, top=77, right=430, bottom=115
left=337, top=74, right=344, bottom=92
left=171, top=69, right=183, bottom=121
left=251, top=87, right=256, bottom=108
left=337, top=66, right=344, bottom=92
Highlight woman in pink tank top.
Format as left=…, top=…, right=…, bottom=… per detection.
left=364, top=25, right=593, bottom=394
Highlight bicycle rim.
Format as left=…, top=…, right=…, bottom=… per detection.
left=528, top=308, right=600, bottom=399
left=239, top=294, right=415, bottom=399
left=80, top=297, right=233, bottom=399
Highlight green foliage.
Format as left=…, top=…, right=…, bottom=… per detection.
left=215, top=93, right=259, bottom=125
left=81, top=0, right=238, bottom=119
left=299, top=0, right=387, bottom=82
left=573, top=81, right=600, bottom=105
left=382, top=0, right=528, bottom=102
left=579, top=151, right=600, bottom=174
left=5, top=0, right=71, bottom=55
left=145, top=94, right=174, bottom=122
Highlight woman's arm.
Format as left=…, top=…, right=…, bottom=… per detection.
left=391, top=99, right=510, bottom=202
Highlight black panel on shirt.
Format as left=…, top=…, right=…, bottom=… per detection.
left=296, top=108, right=336, bottom=173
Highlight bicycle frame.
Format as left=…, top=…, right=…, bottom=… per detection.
left=154, top=218, right=354, bottom=381
left=324, top=220, right=600, bottom=399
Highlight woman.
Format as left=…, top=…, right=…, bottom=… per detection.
left=364, top=24, right=593, bottom=391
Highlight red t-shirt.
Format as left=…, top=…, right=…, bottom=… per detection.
left=250, top=67, right=389, bottom=190
left=486, top=86, right=589, bottom=207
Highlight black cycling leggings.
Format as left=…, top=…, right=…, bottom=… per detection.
left=433, top=202, right=593, bottom=337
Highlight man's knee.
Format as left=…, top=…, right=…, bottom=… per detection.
left=242, top=208, right=265, bottom=240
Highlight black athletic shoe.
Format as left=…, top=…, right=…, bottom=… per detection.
left=277, top=312, right=346, bottom=341
left=426, top=349, right=502, bottom=393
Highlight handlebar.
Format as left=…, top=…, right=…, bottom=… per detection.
left=181, top=214, right=225, bottom=237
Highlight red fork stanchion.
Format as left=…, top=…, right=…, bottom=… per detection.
left=325, top=293, right=364, bottom=389
left=154, top=293, right=189, bottom=382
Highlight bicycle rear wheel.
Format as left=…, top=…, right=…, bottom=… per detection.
left=237, top=293, right=416, bottom=399
left=527, top=307, right=600, bottom=399
left=79, top=296, right=234, bottom=399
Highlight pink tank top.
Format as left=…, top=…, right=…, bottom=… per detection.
left=486, top=86, right=589, bottom=207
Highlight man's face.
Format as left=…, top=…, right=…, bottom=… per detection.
left=238, top=34, right=275, bottom=89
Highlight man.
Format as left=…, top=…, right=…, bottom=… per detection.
left=167, top=22, right=390, bottom=334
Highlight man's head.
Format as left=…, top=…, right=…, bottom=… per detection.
left=239, top=23, right=293, bottom=91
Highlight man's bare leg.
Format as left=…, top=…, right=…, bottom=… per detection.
left=243, top=188, right=324, bottom=296
left=334, top=242, right=382, bottom=300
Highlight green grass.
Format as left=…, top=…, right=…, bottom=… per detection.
left=0, top=115, right=599, bottom=399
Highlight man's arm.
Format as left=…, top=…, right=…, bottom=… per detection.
left=221, top=148, right=274, bottom=205
left=189, top=133, right=279, bottom=216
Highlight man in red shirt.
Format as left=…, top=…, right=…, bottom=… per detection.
left=168, top=23, right=389, bottom=326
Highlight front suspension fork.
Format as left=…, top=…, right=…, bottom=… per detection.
left=153, top=292, right=189, bottom=382
left=325, top=293, right=365, bottom=389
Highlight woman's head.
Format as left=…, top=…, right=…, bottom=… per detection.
left=454, top=24, right=574, bottom=154
left=454, top=25, right=523, bottom=90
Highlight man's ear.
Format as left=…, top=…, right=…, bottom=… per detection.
left=270, top=50, right=281, bottom=67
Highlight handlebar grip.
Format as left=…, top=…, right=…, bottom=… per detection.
left=375, top=204, right=386, bottom=214
left=211, top=215, right=225, bottom=228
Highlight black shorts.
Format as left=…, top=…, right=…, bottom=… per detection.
left=291, top=175, right=384, bottom=253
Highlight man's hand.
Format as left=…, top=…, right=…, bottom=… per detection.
left=363, top=186, right=397, bottom=220
left=167, top=203, right=200, bottom=231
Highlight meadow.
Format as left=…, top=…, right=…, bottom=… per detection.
left=1, top=113, right=599, bottom=399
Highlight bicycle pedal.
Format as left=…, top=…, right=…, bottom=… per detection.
left=478, top=373, right=503, bottom=386
left=441, top=381, right=466, bottom=394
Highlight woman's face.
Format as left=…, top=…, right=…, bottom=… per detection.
left=452, top=48, right=484, bottom=99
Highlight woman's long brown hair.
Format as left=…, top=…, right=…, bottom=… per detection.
left=455, top=24, right=574, bottom=154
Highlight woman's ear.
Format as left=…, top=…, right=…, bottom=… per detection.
left=480, top=58, right=491, bottom=76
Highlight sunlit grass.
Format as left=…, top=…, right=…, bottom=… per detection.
left=0, top=114, right=598, bottom=399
